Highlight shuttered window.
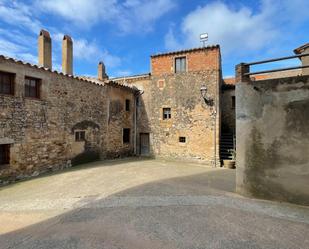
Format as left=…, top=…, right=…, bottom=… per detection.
left=0, top=71, right=14, bottom=95
left=75, top=131, right=86, bottom=141
left=163, top=108, right=171, bottom=120
left=25, top=77, right=41, bottom=99
left=175, top=57, right=186, bottom=73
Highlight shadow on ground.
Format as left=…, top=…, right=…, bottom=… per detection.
left=0, top=162, right=308, bottom=249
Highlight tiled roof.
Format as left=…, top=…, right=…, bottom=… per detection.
left=0, top=55, right=138, bottom=92
left=151, top=45, right=220, bottom=58
left=82, top=76, right=139, bottom=92
left=111, top=73, right=151, bottom=81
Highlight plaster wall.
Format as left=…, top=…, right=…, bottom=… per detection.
left=236, top=75, right=309, bottom=205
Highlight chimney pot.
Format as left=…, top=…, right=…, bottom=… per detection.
left=38, top=29, right=52, bottom=69
left=98, top=61, right=108, bottom=80
left=62, top=35, right=73, bottom=75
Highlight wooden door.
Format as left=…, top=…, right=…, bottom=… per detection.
left=140, top=133, right=150, bottom=156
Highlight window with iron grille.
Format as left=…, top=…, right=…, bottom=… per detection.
left=0, top=144, right=10, bottom=165
left=25, top=77, right=41, bottom=99
left=123, top=128, right=130, bottom=143
left=75, top=131, right=86, bottom=141
left=125, top=99, right=130, bottom=111
left=163, top=108, right=171, bottom=120
left=175, top=57, right=186, bottom=73
left=0, top=71, right=14, bottom=95
left=179, top=137, right=186, bottom=143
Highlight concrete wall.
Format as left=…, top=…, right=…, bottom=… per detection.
left=236, top=75, right=309, bottom=205
left=0, top=57, right=135, bottom=184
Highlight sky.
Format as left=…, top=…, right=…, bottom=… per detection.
left=0, top=0, right=308, bottom=78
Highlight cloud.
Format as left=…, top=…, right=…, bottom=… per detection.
left=73, top=38, right=121, bottom=68
left=35, top=0, right=175, bottom=33
left=36, top=0, right=118, bottom=27
left=0, top=1, right=42, bottom=33
left=165, top=0, right=309, bottom=57
left=0, top=38, right=37, bottom=64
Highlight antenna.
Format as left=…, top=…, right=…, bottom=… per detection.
left=200, top=33, right=208, bottom=47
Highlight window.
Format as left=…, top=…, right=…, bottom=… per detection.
left=163, top=108, right=171, bottom=120
left=0, top=71, right=14, bottom=95
left=232, top=96, right=235, bottom=109
left=123, top=128, right=130, bottom=144
left=0, top=144, right=10, bottom=165
left=175, top=57, right=186, bottom=73
left=179, top=137, right=186, bottom=143
left=125, top=99, right=130, bottom=111
left=25, top=77, right=41, bottom=99
left=75, top=131, right=85, bottom=141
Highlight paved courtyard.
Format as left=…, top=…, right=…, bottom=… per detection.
left=0, top=158, right=308, bottom=249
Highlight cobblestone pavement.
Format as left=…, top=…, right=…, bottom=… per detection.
left=0, top=158, right=308, bottom=249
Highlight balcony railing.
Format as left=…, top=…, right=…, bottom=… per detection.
left=236, top=52, right=309, bottom=82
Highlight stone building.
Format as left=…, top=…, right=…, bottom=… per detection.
left=114, top=47, right=223, bottom=164
left=0, top=29, right=237, bottom=184
left=0, top=30, right=138, bottom=184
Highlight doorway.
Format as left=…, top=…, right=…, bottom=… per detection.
left=140, top=133, right=150, bottom=156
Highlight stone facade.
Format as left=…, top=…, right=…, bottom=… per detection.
left=0, top=30, right=226, bottom=184
left=115, top=47, right=222, bottom=165
left=0, top=56, right=136, bottom=184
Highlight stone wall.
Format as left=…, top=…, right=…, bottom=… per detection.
left=0, top=57, right=135, bottom=184
left=236, top=75, right=309, bottom=205
left=120, top=47, right=222, bottom=165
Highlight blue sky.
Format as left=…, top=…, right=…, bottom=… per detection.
left=0, top=0, right=308, bottom=78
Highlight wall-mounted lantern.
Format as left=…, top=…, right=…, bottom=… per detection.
left=200, top=85, right=213, bottom=106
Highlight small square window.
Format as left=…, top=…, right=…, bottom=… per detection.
left=25, top=77, right=41, bottom=99
left=232, top=96, right=235, bottom=109
left=175, top=57, right=186, bottom=73
left=0, top=144, right=10, bottom=165
left=179, top=137, right=186, bottom=143
left=0, top=71, right=15, bottom=95
left=123, top=128, right=130, bottom=143
left=125, top=99, right=130, bottom=111
left=163, top=108, right=171, bottom=120
left=75, top=131, right=85, bottom=141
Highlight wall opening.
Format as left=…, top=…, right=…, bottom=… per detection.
left=125, top=99, right=130, bottom=111
left=163, top=108, right=171, bottom=120
left=179, top=137, right=186, bottom=143
left=123, top=128, right=130, bottom=144
left=75, top=131, right=85, bottom=141
left=0, top=144, right=10, bottom=165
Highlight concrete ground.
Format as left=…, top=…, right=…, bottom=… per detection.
left=0, top=158, right=308, bottom=249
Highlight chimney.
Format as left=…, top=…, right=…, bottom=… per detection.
left=38, top=29, right=52, bottom=69
left=62, top=35, right=73, bottom=75
left=98, top=61, right=108, bottom=80
left=294, top=43, right=309, bottom=75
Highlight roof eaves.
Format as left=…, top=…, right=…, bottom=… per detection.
left=151, top=45, right=220, bottom=58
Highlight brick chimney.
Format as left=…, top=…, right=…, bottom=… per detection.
left=98, top=61, right=108, bottom=81
left=294, top=43, right=309, bottom=75
left=38, top=29, right=52, bottom=69
left=62, top=35, right=73, bottom=75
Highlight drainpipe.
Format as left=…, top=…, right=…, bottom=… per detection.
left=134, top=90, right=144, bottom=155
